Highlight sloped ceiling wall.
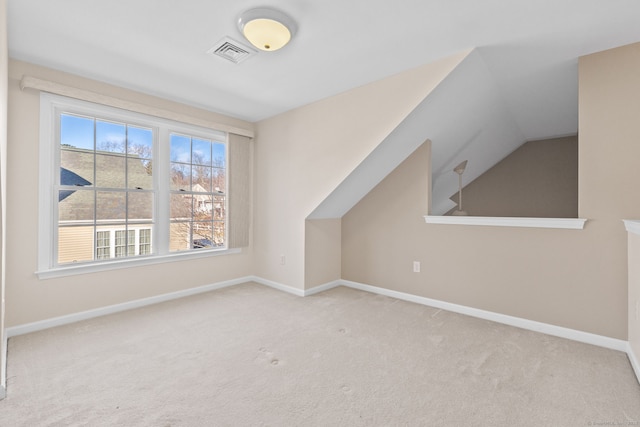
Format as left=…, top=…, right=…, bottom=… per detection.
left=308, top=49, right=526, bottom=218
left=254, top=51, right=468, bottom=288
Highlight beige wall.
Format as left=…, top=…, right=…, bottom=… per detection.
left=6, top=38, right=640, bottom=344
left=342, top=42, right=640, bottom=340
left=5, top=60, right=255, bottom=326
left=253, top=52, right=468, bottom=290
left=304, top=219, right=341, bottom=289
left=447, top=136, right=578, bottom=217
left=628, top=231, right=640, bottom=365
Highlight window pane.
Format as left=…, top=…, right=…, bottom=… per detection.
left=96, top=154, right=126, bottom=188
left=192, top=139, right=212, bottom=166
left=170, top=222, right=191, bottom=252
left=170, top=134, right=191, bottom=163
left=127, top=126, right=153, bottom=157
left=194, top=195, right=213, bottom=221
left=96, top=120, right=126, bottom=153
left=128, top=157, right=153, bottom=189
left=97, top=191, right=126, bottom=221
left=213, top=196, right=225, bottom=220
left=128, top=192, right=153, bottom=222
left=212, top=143, right=226, bottom=168
left=58, top=226, right=95, bottom=264
left=61, top=114, right=94, bottom=150
left=128, top=125, right=153, bottom=190
left=213, top=221, right=225, bottom=247
left=60, top=149, right=94, bottom=187
left=59, top=189, right=94, bottom=222
left=192, top=221, right=213, bottom=249
left=192, top=166, right=212, bottom=192
left=212, top=168, right=225, bottom=193
left=170, top=163, right=190, bottom=191
left=170, top=193, right=192, bottom=221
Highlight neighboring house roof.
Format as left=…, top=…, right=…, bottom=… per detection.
left=59, top=167, right=92, bottom=202
left=59, top=147, right=153, bottom=223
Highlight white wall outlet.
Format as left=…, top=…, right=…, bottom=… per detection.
left=413, top=261, right=420, bottom=273
left=280, top=255, right=286, bottom=265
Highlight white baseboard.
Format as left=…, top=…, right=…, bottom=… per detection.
left=2, top=275, right=631, bottom=357
left=339, top=280, right=629, bottom=353
left=628, top=343, right=640, bottom=385
left=304, top=280, right=341, bottom=296
left=5, top=276, right=253, bottom=338
left=4, top=276, right=337, bottom=339
left=247, top=276, right=341, bottom=297
left=247, top=276, right=306, bottom=297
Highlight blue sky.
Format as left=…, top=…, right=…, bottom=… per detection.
left=170, top=133, right=225, bottom=167
left=61, top=113, right=153, bottom=157
left=60, top=114, right=225, bottom=165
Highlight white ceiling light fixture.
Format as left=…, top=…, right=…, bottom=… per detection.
left=237, top=7, right=297, bottom=52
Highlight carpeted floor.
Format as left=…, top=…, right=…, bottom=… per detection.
left=1, top=282, right=639, bottom=426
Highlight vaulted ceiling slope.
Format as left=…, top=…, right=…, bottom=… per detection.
left=309, top=48, right=525, bottom=218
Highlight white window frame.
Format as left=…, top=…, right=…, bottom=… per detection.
left=37, top=93, right=238, bottom=279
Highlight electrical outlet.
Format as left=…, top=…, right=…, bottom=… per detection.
left=413, top=261, right=420, bottom=273
left=280, top=255, right=286, bottom=265
left=636, top=300, right=639, bottom=321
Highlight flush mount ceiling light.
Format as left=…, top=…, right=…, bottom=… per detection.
left=237, top=7, right=297, bottom=52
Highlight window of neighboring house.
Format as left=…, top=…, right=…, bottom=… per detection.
left=39, top=93, right=229, bottom=274
left=139, top=228, right=151, bottom=255
left=96, top=231, right=111, bottom=260
left=114, top=230, right=135, bottom=258
left=95, top=227, right=152, bottom=259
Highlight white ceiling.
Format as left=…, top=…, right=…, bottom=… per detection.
left=8, top=0, right=640, bottom=134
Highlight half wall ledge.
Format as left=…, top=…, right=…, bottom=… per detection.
left=424, top=216, right=587, bottom=230
left=624, top=220, right=640, bottom=235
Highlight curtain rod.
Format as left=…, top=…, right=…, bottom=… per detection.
left=20, top=75, right=254, bottom=139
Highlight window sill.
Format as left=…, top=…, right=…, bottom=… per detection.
left=36, top=247, right=242, bottom=280
left=624, top=220, right=640, bottom=235
left=423, top=215, right=587, bottom=230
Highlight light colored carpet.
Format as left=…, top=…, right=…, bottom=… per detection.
left=0, top=282, right=639, bottom=426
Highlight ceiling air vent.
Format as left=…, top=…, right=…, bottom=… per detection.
left=207, top=37, right=256, bottom=64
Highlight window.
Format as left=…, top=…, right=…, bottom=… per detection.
left=114, top=230, right=134, bottom=258
left=169, top=133, right=226, bottom=251
left=39, top=94, right=230, bottom=275
left=96, top=231, right=111, bottom=260
left=139, top=228, right=151, bottom=255
left=91, top=227, right=152, bottom=259
left=58, top=112, right=154, bottom=264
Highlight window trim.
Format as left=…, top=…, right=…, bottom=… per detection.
left=38, top=93, right=233, bottom=278
left=35, top=247, right=242, bottom=280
